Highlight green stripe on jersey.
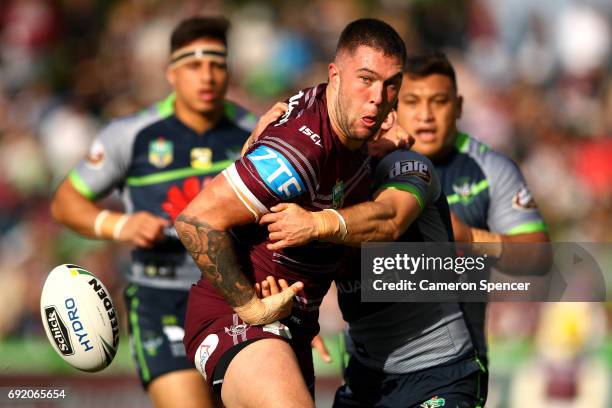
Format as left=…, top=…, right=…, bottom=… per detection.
left=506, top=220, right=548, bottom=235
left=455, top=132, right=470, bottom=153
left=223, top=101, right=236, bottom=121
left=378, top=182, right=424, bottom=210
left=129, top=294, right=150, bottom=383
left=126, top=161, right=234, bottom=186
left=156, top=93, right=175, bottom=118
left=68, top=170, right=96, bottom=200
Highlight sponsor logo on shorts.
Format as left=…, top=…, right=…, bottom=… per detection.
left=163, top=325, right=186, bottom=357
left=142, top=335, right=163, bottom=357
left=420, top=396, right=446, bottom=407
left=195, top=334, right=219, bottom=380
left=262, top=321, right=292, bottom=340
left=512, top=186, right=537, bottom=210
left=389, top=160, right=431, bottom=184
left=224, top=322, right=249, bottom=338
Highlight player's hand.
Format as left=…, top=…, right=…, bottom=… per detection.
left=255, top=275, right=291, bottom=298
left=236, top=278, right=303, bottom=325
left=242, top=102, right=288, bottom=155
left=260, top=203, right=319, bottom=250
left=450, top=212, right=472, bottom=243
left=254, top=276, right=332, bottom=363
left=311, top=334, right=332, bottom=363
left=118, top=211, right=170, bottom=248
left=368, top=111, right=414, bottom=158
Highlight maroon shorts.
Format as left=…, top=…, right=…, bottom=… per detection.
left=184, top=282, right=315, bottom=392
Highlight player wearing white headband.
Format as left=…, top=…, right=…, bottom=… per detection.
left=51, top=16, right=268, bottom=408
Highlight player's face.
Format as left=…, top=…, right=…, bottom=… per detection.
left=167, top=38, right=229, bottom=116
left=397, top=74, right=462, bottom=159
left=332, top=46, right=403, bottom=144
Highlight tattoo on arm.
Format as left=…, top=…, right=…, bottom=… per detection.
left=176, top=214, right=253, bottom=307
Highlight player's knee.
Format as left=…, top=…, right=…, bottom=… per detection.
left=149, top=369, right=215, bottom=408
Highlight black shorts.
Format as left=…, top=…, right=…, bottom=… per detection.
left=333, top=354, right=488, bottom=408
left=124, top=284, right=194, bottom=389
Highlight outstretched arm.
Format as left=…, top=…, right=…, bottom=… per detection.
left=175, top=174, right=302, bottom=324
left=51, top=176, right=169, bottom=247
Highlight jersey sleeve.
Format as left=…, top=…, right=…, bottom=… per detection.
left=482, top=151, right=547, bottom=235
left=223, top=122, right=321, bottom=221
left=68, top=120, right=133, bottom=200
left=372, top=149, right=439, bottom=210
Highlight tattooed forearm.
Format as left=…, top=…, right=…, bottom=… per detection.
left=176, top=214, right=253, bottom=307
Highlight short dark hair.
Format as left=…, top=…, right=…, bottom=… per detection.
left=404, top=51, right=457, bottom=91
left=170, top=16, right=229, bottom=52
left=335, top=18, right=406, bottom=66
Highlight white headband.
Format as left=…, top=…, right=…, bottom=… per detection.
left=169, top=44, right=227, bottom=69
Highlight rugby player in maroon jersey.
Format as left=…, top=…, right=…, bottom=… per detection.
left=175, top=18, right=407, bottom=408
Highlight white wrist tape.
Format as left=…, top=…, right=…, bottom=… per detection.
left=94, top=210, right=110, bottom=238
left=323, top=209, right=348, bottom=240
left=112, top=214, right=129, bottom=241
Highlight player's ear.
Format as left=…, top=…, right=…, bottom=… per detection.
left=456, top=95, right=463, bottom=120
left=328, top=62, right=340, bottom=89
left=381, top=109, right=396, bottom=131
left=166, top=67, right=176, bottom=87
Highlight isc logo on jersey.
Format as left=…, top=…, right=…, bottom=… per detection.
left=247, top=146, right=305, bottom=199
left=40, top=264, right=119, bottom=372
left=389, top=160, right=431, bottom=184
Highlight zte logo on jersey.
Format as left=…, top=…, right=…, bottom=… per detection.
left=248, top=146, right=305, bottom=199
left=275, top=90, right=304, bottom=127
left=299, top=125, right=322, bottom=147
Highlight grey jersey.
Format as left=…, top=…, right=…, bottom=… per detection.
left=337, top=150, right=471, bottom=374
left=70, top=95, right=256, bottom=289
left=340, top=135, right=547, bottom=374
left=436, top=132, right=547, bottom=363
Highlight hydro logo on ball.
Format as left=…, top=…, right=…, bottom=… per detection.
left=65, top=297, right=93, bottom=352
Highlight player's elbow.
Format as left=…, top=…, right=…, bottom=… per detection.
left=174, top=208, right=224, bottom=238
left=50, top=190, right=69, bottom=224
left=50, top=198, right=62, bottom=223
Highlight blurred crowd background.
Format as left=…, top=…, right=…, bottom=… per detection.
left=0, top=0, right=610, bottom=407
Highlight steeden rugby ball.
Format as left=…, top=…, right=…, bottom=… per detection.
left=40, top=264, right=120, bottom=372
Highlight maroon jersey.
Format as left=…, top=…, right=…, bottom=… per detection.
left=185, top=84, right=372, bottom=364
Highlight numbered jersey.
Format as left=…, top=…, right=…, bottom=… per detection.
left=70, top=95, right=256, bottom=289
